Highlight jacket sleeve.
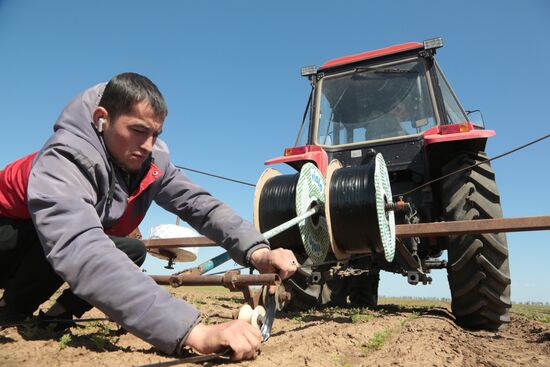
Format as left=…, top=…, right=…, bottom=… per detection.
left=27, top=145, right=200, bottom=354
left=153, top=161, right=269, bottom=266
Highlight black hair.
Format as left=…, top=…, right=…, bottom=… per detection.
left=98, top=72, right=168, bottom=122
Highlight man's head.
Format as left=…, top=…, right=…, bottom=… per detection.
left=389, top=102, right=408, bottom=121
left=92, top=73, right=167, bottom=173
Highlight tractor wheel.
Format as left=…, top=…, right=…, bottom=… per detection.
left=284, top=255, right=349, bottom=310
left=283, top=256, right=324, bottom=311
left=441, top=151, right=511, bottom=330
left=348, top=271, right=379, bottom=307
left=284, top=256, right=379, bottom=310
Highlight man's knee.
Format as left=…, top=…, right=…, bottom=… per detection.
left=109, top=236, right=147, bottom=267
left=127, top=238, right=147, bottom=266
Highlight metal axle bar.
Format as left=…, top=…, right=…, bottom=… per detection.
left=148, top=215, right=550, bottom=251
left=169, top=273, right=281, bottom=289
left=144, top=237, right=216, bottom=249
left=396, top=215, right=550, bottom=238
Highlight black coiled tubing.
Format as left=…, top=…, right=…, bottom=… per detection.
left=258, top=174, right=303, bottom=251
left=329, top=160, right=384, bottom=255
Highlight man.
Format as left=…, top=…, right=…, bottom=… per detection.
left=365, top=101, right=408, bottom=140
left=0, top=72, right=298, bottom=360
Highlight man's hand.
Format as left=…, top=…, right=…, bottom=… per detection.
left=250, top=248, right=298, bottom=293
left=185, top=320, right=262, bottom=361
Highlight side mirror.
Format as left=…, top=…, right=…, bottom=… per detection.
left=466, top=109, right=486, bottom=128
left=412, top=118, right=429, bottom=129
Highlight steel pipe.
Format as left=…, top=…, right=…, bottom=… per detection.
left=168, top=272, right=281, bottom=289
left=144, top=237, right=217, bottom=249
left=150, top=275, right=172, bottom=285
left=147, top=216, right=550, bottom=248
left=396, top=215, right=550, bottom=238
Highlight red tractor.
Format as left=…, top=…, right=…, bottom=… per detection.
left=259, top=38, right=510, bottom=330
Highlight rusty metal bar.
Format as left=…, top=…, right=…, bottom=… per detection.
left=150, top=275, right=172, bottom=285
left=145, top=216, right=550, bottom=249
left=144, top=237, right=217, bottom=248
left=394, top=239, right=420, bottom=270
left=396, top=215, right=550, bottom=238
left=168, top=272, right=281, bottom=289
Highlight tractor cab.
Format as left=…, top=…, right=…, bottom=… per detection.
left=316, top=57, right=437, bottom=145
left=302, top=38, right=470, bottom=150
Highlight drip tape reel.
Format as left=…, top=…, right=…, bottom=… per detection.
left=254, top=164, right=330, bottom=264
left=326, top=154, right=395, bottom=262
left=254, top=153, right=395, bottom=263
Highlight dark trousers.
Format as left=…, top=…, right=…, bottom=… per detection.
left=0, top=218, right=146, bottom=317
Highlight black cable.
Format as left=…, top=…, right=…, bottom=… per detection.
left=175, top=165, right=256, bottom=187
left=0, top=317, right=110, bottom=329
left=394, top=133, right=549, bottom=198
left=137, top=348, right=232, bottom=367
left=258, top=174, right=303, bottom=250
left=328, top=161, right=384, bottom=254
left=175, top=134, right=548, bottom=198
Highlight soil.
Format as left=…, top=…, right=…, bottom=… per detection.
left=1, top=286, right=549, bottom=367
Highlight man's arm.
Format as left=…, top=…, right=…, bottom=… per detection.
left=153, top=161, right=270, bottom=265
left=28, top=146, right=200, bottom=354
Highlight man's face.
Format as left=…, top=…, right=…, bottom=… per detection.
left=391, top=103, right=408, bottom=121
left=102, top=101, right=164, bottom=173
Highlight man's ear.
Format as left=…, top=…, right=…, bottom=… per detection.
left=92, top=107, right=109, bottom=132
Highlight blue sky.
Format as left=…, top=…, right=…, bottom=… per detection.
left=0, top=0, right=548, bottom=302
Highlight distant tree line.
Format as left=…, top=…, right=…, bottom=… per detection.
left=512, top=301, right=550, bottom=306
left=380, top=296, right=550, bottom=306
left=380, top=295, right=450, bottom=302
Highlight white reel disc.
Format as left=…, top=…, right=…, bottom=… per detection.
left=295, top=162, right=330, bottom=264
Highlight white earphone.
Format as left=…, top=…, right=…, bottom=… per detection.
left=98, top=118, right=106, bottom=133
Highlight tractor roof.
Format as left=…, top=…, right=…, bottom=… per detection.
left=319, top=42, right=423, bottom=70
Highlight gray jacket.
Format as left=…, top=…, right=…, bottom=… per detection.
left=27, top=83, right=268, bottom=353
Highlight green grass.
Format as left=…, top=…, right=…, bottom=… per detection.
left=359, top=308, right=420, bottom=356
left=291, top=308, right=317, bottom=322
left=289, top=306, right=381, bottom=324
left=58, top=333, right=72, bottom=350
left=330, top=352, right=353, bottom=367
left=378, top=297, right=440, bottom=309
left=512, top=304, right=550, bottom=323
left=351, top=313, right=375, bottom=323
left=84, top=321, right=118, bottom=352
left=348, top=307, right=378, bottom=323
left=400, top=311, right=420, bottom=326
left=361, top=327, right=392, bottom=355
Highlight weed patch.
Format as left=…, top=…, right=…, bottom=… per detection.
left=58, top=333, right=72, bottom=350
left=361, top=327, right=392, bottom=355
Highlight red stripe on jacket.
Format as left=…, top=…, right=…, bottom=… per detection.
left=104, top=163, right=162, bottom=237
left=0, top=153, right=162, bottom=237
left=0, top=152, right=37, bottom=219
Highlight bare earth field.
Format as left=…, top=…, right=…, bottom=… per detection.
left=1, top=286, right=549, bottom=367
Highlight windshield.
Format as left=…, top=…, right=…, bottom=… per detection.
left=316, top=59, right=436, bottom=146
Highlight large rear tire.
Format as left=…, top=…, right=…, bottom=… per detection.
left=284, top=256, right=379, bottom=310
left=441, top=151, right=511, bottom=330
left=283, top=256, right=327, bottom=311
left=348, top=271, right=379, bottom=307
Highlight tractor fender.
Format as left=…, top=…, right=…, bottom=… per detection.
left=423, top=123, right=495, bottom=147
left=264, top=145, right=328, bottom=176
